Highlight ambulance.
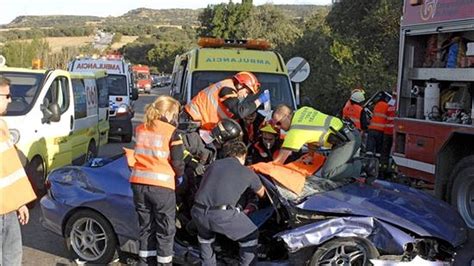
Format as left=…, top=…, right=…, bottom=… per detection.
left=68, top=54, right=138, bottom=143
left=0, top=60, right=107, bottom=195
left=170, top=38, right=297, bottom=109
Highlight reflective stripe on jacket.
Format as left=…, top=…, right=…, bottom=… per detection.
left=129, top=121, right=176, bottom=190
left=368, top=101, right=389, bottom=132
left=282, top=107, right=344, bottom=150
left=0, top=119, right=36, bottom=215
left=342, top=100, right=362, bottom=130
left=384, top=99, right=396, bottom=135
left=184, top=79, right=236, bottom=130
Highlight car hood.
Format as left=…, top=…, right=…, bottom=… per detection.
left=296, top=180, right=467, bottom=247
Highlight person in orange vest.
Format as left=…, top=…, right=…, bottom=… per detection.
left=366, top=92, right=390, bottom=159
left=342, top=89, right=369, bottom=131
left=130, top=95, right=185, bottom=266
left=381, top=90, right=397, bottom=174
left=0, top=77, right=36, bottom=266
left=183, top=72, right=270, bottom=130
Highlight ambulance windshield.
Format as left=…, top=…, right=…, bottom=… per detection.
left=191, top=71, right=295, bottom=109
left=0, top=71, right=44, bottom=116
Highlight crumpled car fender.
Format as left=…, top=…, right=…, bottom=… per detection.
left=275, top=216, right=414, bottom=255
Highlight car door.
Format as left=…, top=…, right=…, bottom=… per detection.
left=40, top=72, right=74, bottom=170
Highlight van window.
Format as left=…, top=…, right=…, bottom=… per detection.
left=107, top=74, right=127, bottom=96
left=96, top=77, right=109, bottom=108
left=0, top=72, right=44, bottom=116
left=72, top=78, right=87, bottom=119
left=45, top=76, right=70, bottom=114
left=191, top=71, right=294, bottom=109
left=172, top=60, right=187, bottom=97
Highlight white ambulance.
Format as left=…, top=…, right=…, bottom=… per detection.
left=68, top=54, right=138, bottom=142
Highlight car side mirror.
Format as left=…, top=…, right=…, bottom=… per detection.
left=131, top=88, right=139, bottom=101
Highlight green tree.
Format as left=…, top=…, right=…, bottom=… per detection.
left=198, top=1, right=252, bottom=38
left=147, top=43, right=186, bottom=73
left=1, top=38, right=51, bottom=67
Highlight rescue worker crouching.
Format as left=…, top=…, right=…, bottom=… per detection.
left=271, top=104, right=362, bottom=180
left=191, top=141, right=266, bottom=266
left=129, top=95, right=185, bottom=266
left=182, top=71, right=270, bottom=131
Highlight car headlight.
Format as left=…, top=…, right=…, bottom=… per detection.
left=116, top=104, right=129, bottom=114
left=145, top=84, right=151, bottom=89
left=9, top=129, right=20, bottom=145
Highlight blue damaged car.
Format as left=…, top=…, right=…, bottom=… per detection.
left=40, top=155, right=468, bottom=265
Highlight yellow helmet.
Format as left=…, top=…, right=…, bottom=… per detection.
left=350, top=89, right=365, bottom=103
left=260, top=124, right=278, bottom=135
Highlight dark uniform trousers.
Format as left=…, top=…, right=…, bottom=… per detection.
left=191, top=205, right=259, bottom=266
left=132, top=184, right=176, bottom=266
left=366, top=129, right=384, bottom=157
left=321, top=128, right=362, bottom=180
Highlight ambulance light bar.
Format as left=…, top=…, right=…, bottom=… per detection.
left=198, top=37, right=271, bottom=50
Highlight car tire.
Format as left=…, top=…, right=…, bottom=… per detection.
left=449, top=155, right=474, bottom=229
left=309, top=237, right=379, bottom=266
left=64, top=209, right=118, bottom=264
left=121, top=133, right=132, bottom=143
left=25, top=156, right=46, bottom=200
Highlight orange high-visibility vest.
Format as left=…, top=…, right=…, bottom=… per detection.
left=368, top=101, right=389, bottom=132
left=184, top=79, right=236, bottom=130
left=342, top=100, right=363, bottom=130
left=384, top=99, right=396, bottom=135
left=251, top=153, right=325, bottom=195
left=129, top=121, right=178, bottom=190
left=0, top=119, right=36, bottom=215
left=253, top=142, right=280, bottom=161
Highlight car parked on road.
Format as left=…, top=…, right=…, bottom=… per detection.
left=40, top=154, right=468, bottom=265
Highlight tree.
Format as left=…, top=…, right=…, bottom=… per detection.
left=147, top=43, right=186, bottom=73
left=197, top=1, right=252, bottom=38
left=0, top=38, right=51, bottom=68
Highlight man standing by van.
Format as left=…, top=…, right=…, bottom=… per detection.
left=183, top=72, right=270, bottom=130
left=0, top=77, right=37, bottom=266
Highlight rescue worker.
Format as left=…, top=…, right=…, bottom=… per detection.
left=130, top=95, right=185, bottom=266
left=381, top=90, right=397, bottom=175
left=342, top=89, right=369, bottom=131
left=366, top=92, right=390, bottom=159
left=248, top=123, right=282, bottom=164
left=240, top=111, right=264, bottom=145
left=191, top=141, right=265, bottom=266
left=0, top=77, right=37, bottom=266
left=183, top=72, right=270, bottom=130
left=271, top=104, right=362, bottom=180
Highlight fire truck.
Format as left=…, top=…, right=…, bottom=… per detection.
left=394, top=0, right=474, bottom=228
left=132, top=64, right=152, bottom=94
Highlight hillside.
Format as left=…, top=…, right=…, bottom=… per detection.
left=2, top=5, right=329, bottom=28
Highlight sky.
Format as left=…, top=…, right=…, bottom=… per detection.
left=1, top=0, right=332, bottom=25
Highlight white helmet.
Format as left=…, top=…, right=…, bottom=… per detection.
left=350, top=90, right=365, bottom=103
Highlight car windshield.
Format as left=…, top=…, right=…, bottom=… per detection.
left=191, top=71, right=295, bottom=109
left=0, top=71, right=44, bottom=116
left=136, top=72, right=149, bottom=80
left=107, top=74, right=127, bottom=95
left=272, top=174, right=355, bottom=203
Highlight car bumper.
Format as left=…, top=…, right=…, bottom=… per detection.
left=109, top=115, right=133, bottom=137
left=40, top=194, right=72, bottom=236
left=371, top=256, right=452, bottom=265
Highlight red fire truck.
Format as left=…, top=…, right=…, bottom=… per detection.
left=132, top=64, right=152, bottom=94
left=394, top=0, right=474, bottom=228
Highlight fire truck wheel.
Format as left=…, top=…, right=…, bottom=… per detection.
left=449, top=155, right=474, bottom=229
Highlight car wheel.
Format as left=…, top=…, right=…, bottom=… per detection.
left=65, top=210, right=118, bottom=264
left=309, top=237, right=379, bottom=266
left=449, top=155, right=474, bottom=229
left=26, top=156, right=46, bottom=198
left=84, top=140, right=97, bottom=165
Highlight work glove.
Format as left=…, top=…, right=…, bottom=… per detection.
left=189, top=160, right=206, bottom=176
left=176, top=175, right=185, bottom=187
left=257, top=90, right=270, bottom=104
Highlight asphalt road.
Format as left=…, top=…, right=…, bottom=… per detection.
left=20, top=86, right=473, bottom=265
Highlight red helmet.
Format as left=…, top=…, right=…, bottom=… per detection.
left=233, top=72, right=260, bottom=94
